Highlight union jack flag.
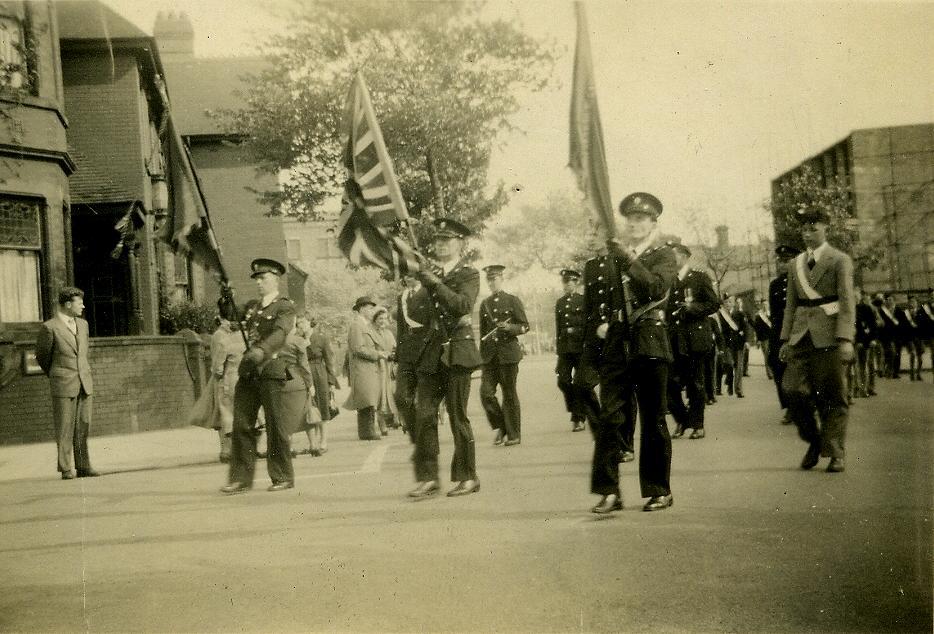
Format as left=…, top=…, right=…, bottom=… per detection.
left=337, top=72, right=420, bottom=276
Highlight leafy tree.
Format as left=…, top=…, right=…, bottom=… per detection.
left=224, top=0, right=556, bottom=243
left=486, top=190, right=601, bottom=273
left=766, top=164, right=883, bottom=275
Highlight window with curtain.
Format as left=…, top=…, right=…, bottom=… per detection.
left=0, top=195, right=42, bottom=322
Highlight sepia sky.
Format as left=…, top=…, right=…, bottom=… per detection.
left=102, top=0, right=934, bottom=243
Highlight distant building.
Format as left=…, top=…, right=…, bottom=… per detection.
left=686, top=225, right=773, bottom=304
left=772, top=123, right=934, bottom=293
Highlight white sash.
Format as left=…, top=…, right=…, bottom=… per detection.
left=794, top=253, right=839, bottom=316
left=719, top=307, right=739, bottom=331
left=903, top=310, right=917, bottom=328
left=757, top=310, right=772, bottom=329
left=881, top=306, right=899, bottom=326
left=924, top=304, right=934, bottom=320
left=400, top=289, right=423, bottom=328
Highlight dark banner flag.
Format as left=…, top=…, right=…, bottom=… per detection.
left=337, top=72, right=419, bottom=276
left=569, top=1, right=617, bottom=239
left=158, top=116, right=223, bottom=275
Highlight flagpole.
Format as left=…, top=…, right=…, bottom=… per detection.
left=182, top=141, right=251, bottom=349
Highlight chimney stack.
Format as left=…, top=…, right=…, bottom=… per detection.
left=714, top=225, right=730, bottom=250
left=153, top=11, right=194, bottom=58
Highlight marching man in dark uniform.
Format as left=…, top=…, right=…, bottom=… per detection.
left=479, top=264, right=529, bottom=446
left=395, top=274, right=432, bottom=439
left=666, top=243, right=719, bottom=440
left=222, top=258, right=298, bottom=494
left=779, top=207, right=855, bottom=473
left=587, top=192, right=677, bottom=513
left=409, top=218, right=482, bottom=498
left=768, top=243, right=800, bottom=423
left=554, top=269, right=599, bottom=433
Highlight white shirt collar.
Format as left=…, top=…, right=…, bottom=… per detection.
left=260, top=292, right=279, bottom=308
left=58, top=311, right=76, bottom=326
left=808, top=242, right=828, bottom=262
left=677, top=263, right=691, bottom=281
left=631, top=227, right=661, bottom=258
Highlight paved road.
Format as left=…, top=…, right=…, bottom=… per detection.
left=1, top=356, right=931, bottom=633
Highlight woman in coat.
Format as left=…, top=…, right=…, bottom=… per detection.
left=188, top=316, right=246, bottom=462
left=343, top=296, right=386, bottom=440
left=278, top=324, right=318, bottom=454
left=371, top=306, right=399, bottom=435
left=300, top=313, right=339, bottom=454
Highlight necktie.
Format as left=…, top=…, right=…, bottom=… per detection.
left=807, top=252, right=816, bottom=270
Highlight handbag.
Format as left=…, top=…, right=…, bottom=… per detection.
left=328, top=390, right=340, bottom=420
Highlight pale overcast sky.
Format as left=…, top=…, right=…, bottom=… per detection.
left=101, top=0, right=934, bottom=243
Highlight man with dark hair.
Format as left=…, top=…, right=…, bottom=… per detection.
left=479, top=264, right=529, bottom=446
left=853, top=288, right=878, bottom=397
left=554, top=269, right=599, bottom=434
left=36, top=287, right=99, bottom=479
left=878, top=294, right=900, bottom=378
left=221, top=258, right=298, bottom=494
left=587, top=192, right=677, bottom=513
left=897, top=296, right=923, bottom=381
left=779, top=207, right=855, bottom=473
left=667, top=242, right=719, bottom=440
left=409, top=218, right=482, bottom=498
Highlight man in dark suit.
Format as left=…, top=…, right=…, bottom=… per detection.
left=716, top=294, right=747, bottom=398
left=36, top=287, right=99, bottom=480
left=479, top=264, right=529, bottom=446
left=915, top=296, right=934, bottom=382
left=409, top=218, right=482, bottom=499
left=768, top=243, right=801, bottom=422
left=779, top=207, right=855, bottom=473
left=896, top=297, right=923, bottom=381
left=853, top=287, right=879, bottom=397
left=752, top=299, right=773, bottom=379
left=666, top=243, right=719, bottom=440
left=587, top=192, right=677, bottom=514
left=554, top=269, right=599, bottom=433
left=221, top=258, right=298, bottom=494
left=395, top=275, right=431, bottom=440
left=877, top=294, right=900, bottom=378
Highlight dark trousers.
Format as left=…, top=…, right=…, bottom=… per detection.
left=412, top=366, right=477, bottom=483
left=782, top=335, right=848, bottom=459
left=667, top=353, right=707, bottom=429
left=556, top=353, right=601, bottom=427
left=357, top=406, right=378, bottom=439
left=229, top=377, right=293, bottom=486
left=394, top=363, right=418, bottom=443
left=52, top=388, right=93, bottom=474
left=704, top=348, right=717, bottom=400
left=770, top=356, right=788, bottom=409
left=592, top=358, right=671, bottom=498
left=480, top=362, right=521, bottom=440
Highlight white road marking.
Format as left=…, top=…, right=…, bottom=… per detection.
left=294, top=442, right=399, bottom=481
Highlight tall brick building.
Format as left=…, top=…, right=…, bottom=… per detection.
left=772, top=123, right=934, bottom=293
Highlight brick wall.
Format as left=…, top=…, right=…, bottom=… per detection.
left=0, top=336, right=202, bottom=445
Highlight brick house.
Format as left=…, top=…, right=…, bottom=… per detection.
left=153, top=11, right=304, bottom=310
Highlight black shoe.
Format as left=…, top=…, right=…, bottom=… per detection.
left=219, top=454, right=230, bottom=464
left=826, top=457, right=845, bottom=473
left=493, top=430, right=505, bottom=446
left=689, top=428, right=706, bottom=439
left=800, top=444, right=820, bottom=470
left=867, top=389, right=877, bottom=396
left=267, top=481, right=294, bottom=492
left=672, top=423, right=687, bottom=439
left=572, top=421, right=586, bottom=432
left=591, top=494, right=623, bottom=514
left=706, top=398, right=716, bottom=405
left=736, top=392, right=745, bottom=398
left=220, top=482, right=252, bottom=495
left=620, top=450, right=635, bottom=463
left=76, top=469, right=100, bottom=477
left=643, top=495, right=673, bottom=511
left=408, top=480, right=439, bottom=498
left=61, top=471, right=76, bottom=480
left=504, top=438, right=521, bottom=446
left=447, top=480, right=480, bottom=497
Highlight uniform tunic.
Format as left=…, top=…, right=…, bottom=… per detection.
left=413, top=261, right=482, bottom=483
left=585, top=240, right=678, bottom=499
left=227, top=295, right=297, bottom=487
left=554, top=291, right=600, bottom=428
left=479, top=290, right=529, bottom=441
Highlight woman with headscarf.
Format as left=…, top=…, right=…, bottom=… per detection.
left=300, top=313, right=339, bottom=455
left=371, top=305, right=399, bottom=435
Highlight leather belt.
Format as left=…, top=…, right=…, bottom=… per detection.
left=797, top=295, right=838, bottom=307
